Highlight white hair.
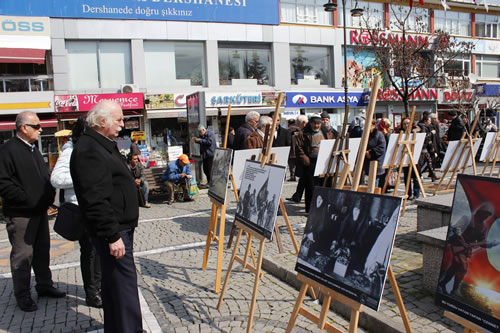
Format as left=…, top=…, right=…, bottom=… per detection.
left=86, top=100, right=121, bottom=129
left=258, top=116, right=272, bottom=129
left=245, top=111, right=260, bottom=123
left=296, top=115, right=308, bottom=124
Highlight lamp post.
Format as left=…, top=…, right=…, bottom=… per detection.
left=324, top=0, right=363, bottom=123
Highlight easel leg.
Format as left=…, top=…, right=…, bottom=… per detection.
left=202, top=204, right=218, bottom=270
left=286, top=283, right=309, bottom=333
left=274, top=220, right=284, bottom=253
left=279, top=198, right=300, bottom=254
left=348, top=309, right=360, bottom=333
left=319, top=294, right=332, bottom=330
left=215, top=205, right=226, bottom=293
left=217, top=228, right=243, bottom=311
left=246, top=238, right=266, bottom=333
left=388, top=264, right=413, bottom=333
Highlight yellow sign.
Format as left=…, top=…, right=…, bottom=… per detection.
left=131, top=131, right=146, bottom=141
left=0, top=102, right=51, bottom=110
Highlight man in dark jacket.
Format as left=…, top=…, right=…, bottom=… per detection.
left=0, top=111, right=65, bottom=312
left=70, top=100, right=143, bottom=333
left=193, top=124, right=217, bottom=185
left=447, top=111, right=466, bottom=141
left=270, top=112, right=292, bottom=148
left=127, top=153, right=150, bottom=208
left=233, top=111, right=260, bottom=150
left=363, top=119, right=387, bottom=186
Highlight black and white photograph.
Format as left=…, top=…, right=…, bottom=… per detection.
left=208, top=148, right=233, bottom=205
left=235, top=160, right=286, bottom=240
left=296, top=187, right=402, bottom=311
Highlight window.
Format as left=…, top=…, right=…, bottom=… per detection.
left=144, top=41, right=205, bottom=88
left=476, top=55, right=500, bottom=78
left=476, top=14, right=500, bottom=38
left=290, top=45, right=331, bottom=85
left=0, top=63, right=52, bottom=93
left=389, top=5, right=429, bottom=33
left=281, top=0, right=332, bottom=26
left=443, top=55, right=470, bottom=76
left=218, top=44, right=272, bottom=85
left=66, top=41, right=132, bottom=90
left=338, top=1, right=384, bottom=29
left=434, top=10, right=470, bottom=36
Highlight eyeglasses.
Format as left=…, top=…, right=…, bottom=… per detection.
left=25, top=124, right=42, bottom=130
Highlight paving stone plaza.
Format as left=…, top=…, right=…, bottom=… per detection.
left=0, top=179, right=473, bottom=332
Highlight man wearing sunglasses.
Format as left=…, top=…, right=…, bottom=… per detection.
left=0, top=111, right=66, bottom=312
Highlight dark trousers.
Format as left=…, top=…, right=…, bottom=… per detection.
left=5, top=215, right=53, bottom=299
left=79, top=231, right=101, bottom=298
left=202, top=156, right=214, bottom=183
left=303, top=162, right=320, bottom=213
left=288, top=158, right=296, bottom=179
left=93, top=229, right=142, bottom=333
left=292, top=176, right=305, bottom=202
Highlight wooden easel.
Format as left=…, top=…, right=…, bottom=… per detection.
left=381, top=106, right=427, bottom=215
left=429, top=113, right=480, bottom=195
left=444, top=311, right=488, bottom=333
left=481, top=131, right=500, bottom=178
left=286, top=76, right=413, bottom=333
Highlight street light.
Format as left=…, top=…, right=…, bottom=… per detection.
left=324, top=0, right=364, bottom=127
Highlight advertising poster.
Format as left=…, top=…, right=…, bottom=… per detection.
left=208, top=148, right=233, bottom=205
left=235, top=161, right=286, bottom=240
left=435, top=175, right=500, bottom=332
left=343, top=48, right=383, bottom=89
left=296, top=187, right=402, bottom=311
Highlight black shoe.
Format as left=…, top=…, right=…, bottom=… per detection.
left=86, top=295, right=102, bottom=308
left=17, top=296, right=37, bottom=312
left=166, top=199, right=174, bottom=205
left=286, top=197, right=300, bottom=203
left=184, top=197, right=194, bottom=202
left=37, top=286, right=66, bottom=298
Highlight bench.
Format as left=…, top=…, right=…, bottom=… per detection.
left=416, top=226, right=448, bottom=293
left=144, top=167, right=166, bottom=195
left=414, top=193, right=453, bottom=232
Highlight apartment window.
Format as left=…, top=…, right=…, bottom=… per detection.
left=290, top=45, right=331, bottom=86
left=476, top=55, right=500, bottom=78
left=338, top=1, right=384, bottom=28
left=66, top=41, right=132, bottom=90
left=281, top=0, right=332, bottom=26
left=389, top=5, right=429, bottom=33
left=476, top=14, right=500, bottom=38
left=443, top=55, right=470, bottom=76
left=0, top=63, right=51, bottom=92
left=434, top=10, right=471, bottom=36
left=144, top=41, right=205, bottom=88
left=218, top=44, right=272, bottom=85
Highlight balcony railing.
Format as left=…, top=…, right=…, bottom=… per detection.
left=0, top=75, right=53, bottom=93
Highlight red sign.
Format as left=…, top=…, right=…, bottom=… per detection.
left=351, top=30, right=429, bottom=48
left=55, top=93, right=144, bottom=112
left=377, top=88, right=438, bottom=101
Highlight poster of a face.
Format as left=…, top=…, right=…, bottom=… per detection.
left=208, top=148, right=233, bottom=205
left=435, top=175, right=500, bottom=332
left=296, top=187, right=402, bottom=311
left=235, top=160, right=286, bottom=240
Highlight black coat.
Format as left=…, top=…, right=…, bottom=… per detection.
left=273, top=126, right=292, bottom=147
left=0, top=137, right=55, bottom=217
left=448, top=116, right=466, bottom=141
left=233, top=123, right=254, bottom=150
left=70, top=128, right=139, bottom=243
left=364, top=129, right=386, bottom=176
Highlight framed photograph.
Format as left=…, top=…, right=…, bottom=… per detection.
left=208, top=148, right=233, bottom=205
left=235, top=160, right=286, bottom=240
left=296, top=187, right=402, bottom=311
left=435, top=174, right=500, bottom=332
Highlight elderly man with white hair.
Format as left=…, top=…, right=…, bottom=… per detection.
left=193, top=124, right=217, bottom=186
left=233, top=110, right=260, bottom=150
left=70, top=100, right=143, bottom=333
left=245, top=115, right=272, bottom=149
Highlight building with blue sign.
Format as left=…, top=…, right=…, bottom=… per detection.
left=0, top=0, right=499, bottom=161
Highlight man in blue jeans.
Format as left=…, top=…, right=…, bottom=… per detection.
left=161, top=154, right=193, bottom=204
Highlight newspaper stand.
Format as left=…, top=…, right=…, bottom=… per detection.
left=480, top=131, right=500, bottom=178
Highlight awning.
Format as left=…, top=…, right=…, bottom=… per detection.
left=0, top=48, right=45, bottom=64
left=0, top=118, right=57, bottom=131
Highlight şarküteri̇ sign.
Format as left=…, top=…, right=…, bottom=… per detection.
left=0, top=0, right=279, bottom=25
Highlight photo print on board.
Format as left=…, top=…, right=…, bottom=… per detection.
left=235, top=160, right=286, bottom=240
left=208, top=148, right=233, bottom=205
left=435, top=174, right=500, bottom=332
left=296, top=187, right=402, bottom=311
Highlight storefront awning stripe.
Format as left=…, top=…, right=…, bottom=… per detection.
left=0, top=118, right=56, bottom=131
left=0, top=48, right=45, bottom=64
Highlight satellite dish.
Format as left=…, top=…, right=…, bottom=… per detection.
left=468, top=73, right=478, bottom=84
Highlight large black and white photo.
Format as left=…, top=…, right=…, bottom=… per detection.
left=208, top=148, right=233, bottom=204
left=235, top=160, right=286, bottom=240
left=296, top=187, right=402, bottom=310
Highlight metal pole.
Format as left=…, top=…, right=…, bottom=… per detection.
left=343, top=0, right=348, bottom=126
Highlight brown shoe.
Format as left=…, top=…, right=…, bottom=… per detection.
left=143, top=202, right=151, bottom=208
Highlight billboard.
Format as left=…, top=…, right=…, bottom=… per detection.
left=284, top=91, right=369, bottom=108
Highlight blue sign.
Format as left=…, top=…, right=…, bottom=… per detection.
left=285, top=91, right=369, bottom=108
left=0, top=0, right=279, bottom=25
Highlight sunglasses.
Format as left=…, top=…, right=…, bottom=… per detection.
left=25, top=123, right=42, bottom=130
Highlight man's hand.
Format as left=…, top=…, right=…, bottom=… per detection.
left=180, top=173, right=186, bottom=178
left=193, top=137, right=200, bottom=143
left=109, top=238, right=125, bottom=259
left=135, top=179, right=141, bottom=185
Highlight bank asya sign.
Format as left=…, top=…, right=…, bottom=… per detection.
left=284, top=92, right=369, bottom=108
left=0, top=0, right=279, bottom=25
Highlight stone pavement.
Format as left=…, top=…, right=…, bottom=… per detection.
left=0, top=173, right=470, bottom=332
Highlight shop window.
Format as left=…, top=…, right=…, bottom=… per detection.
left=476, top=55, right=500, bottom=78
left=290, top=45, right=331, bottom=86
left=218, top=44, right=272, bottom=86
left=144, top=41, right=206, bottom=88
left=338, top=1, right=384, bottom=29
left=281, top=0, right=332, bottom=26
left=389, top=5, right=429, bottom=33
left=66, top=40, right=132, bottom=90
left=475, top=14, right=499, bottom=39
left=434, top=10, right=470, bottom=36
left=442, top=55, right=470, bottom=77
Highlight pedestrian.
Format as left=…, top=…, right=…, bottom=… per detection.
left=418, top=115, right=439, bottom=182
left=447, top=111, right=466, bottom=141
left=287, top=119, right=299, bottom=181
left=226, top=127, right=235, bottom=149
left=130, top=137, right=142, bottom=156
left=0, top=111, right=65, bottom=312
left=270, top=112, right=292, bottom=148
left=50, top=117, right=102, bottom=308
left=398, top=118, right=421, bottom=199
left=70, top=100, right=143, bottom=332
left=320, top=111, right=339, bottom=137
left=363, top=119, right=386, bottom=186
left=245, top=116, right=272, bottom=149
left=233, top=111, right=260, bottom=150
left=193, top=124, right=216, bottom=186
left=161, top=154, right=193, bottom=205
left=127, top=152, right=151, bottom=208
left=287, top=115, right=308, bottom=202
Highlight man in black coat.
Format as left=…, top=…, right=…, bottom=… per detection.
left=70, top=100, right=143, bottom=333
left=233, top=111, right=260, bottom=150
left=270, top=112, right=292, bottom=148
left=0, top=111, right=65, bottom=312
left=193, top=124, right=217, bottom=185
left=447, top=111, right=466, bottom=141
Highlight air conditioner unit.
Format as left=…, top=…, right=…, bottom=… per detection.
left=120, top=84, right=139, bottom=93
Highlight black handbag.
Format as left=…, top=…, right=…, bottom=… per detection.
left=54, top=202, right=84, bottom=241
